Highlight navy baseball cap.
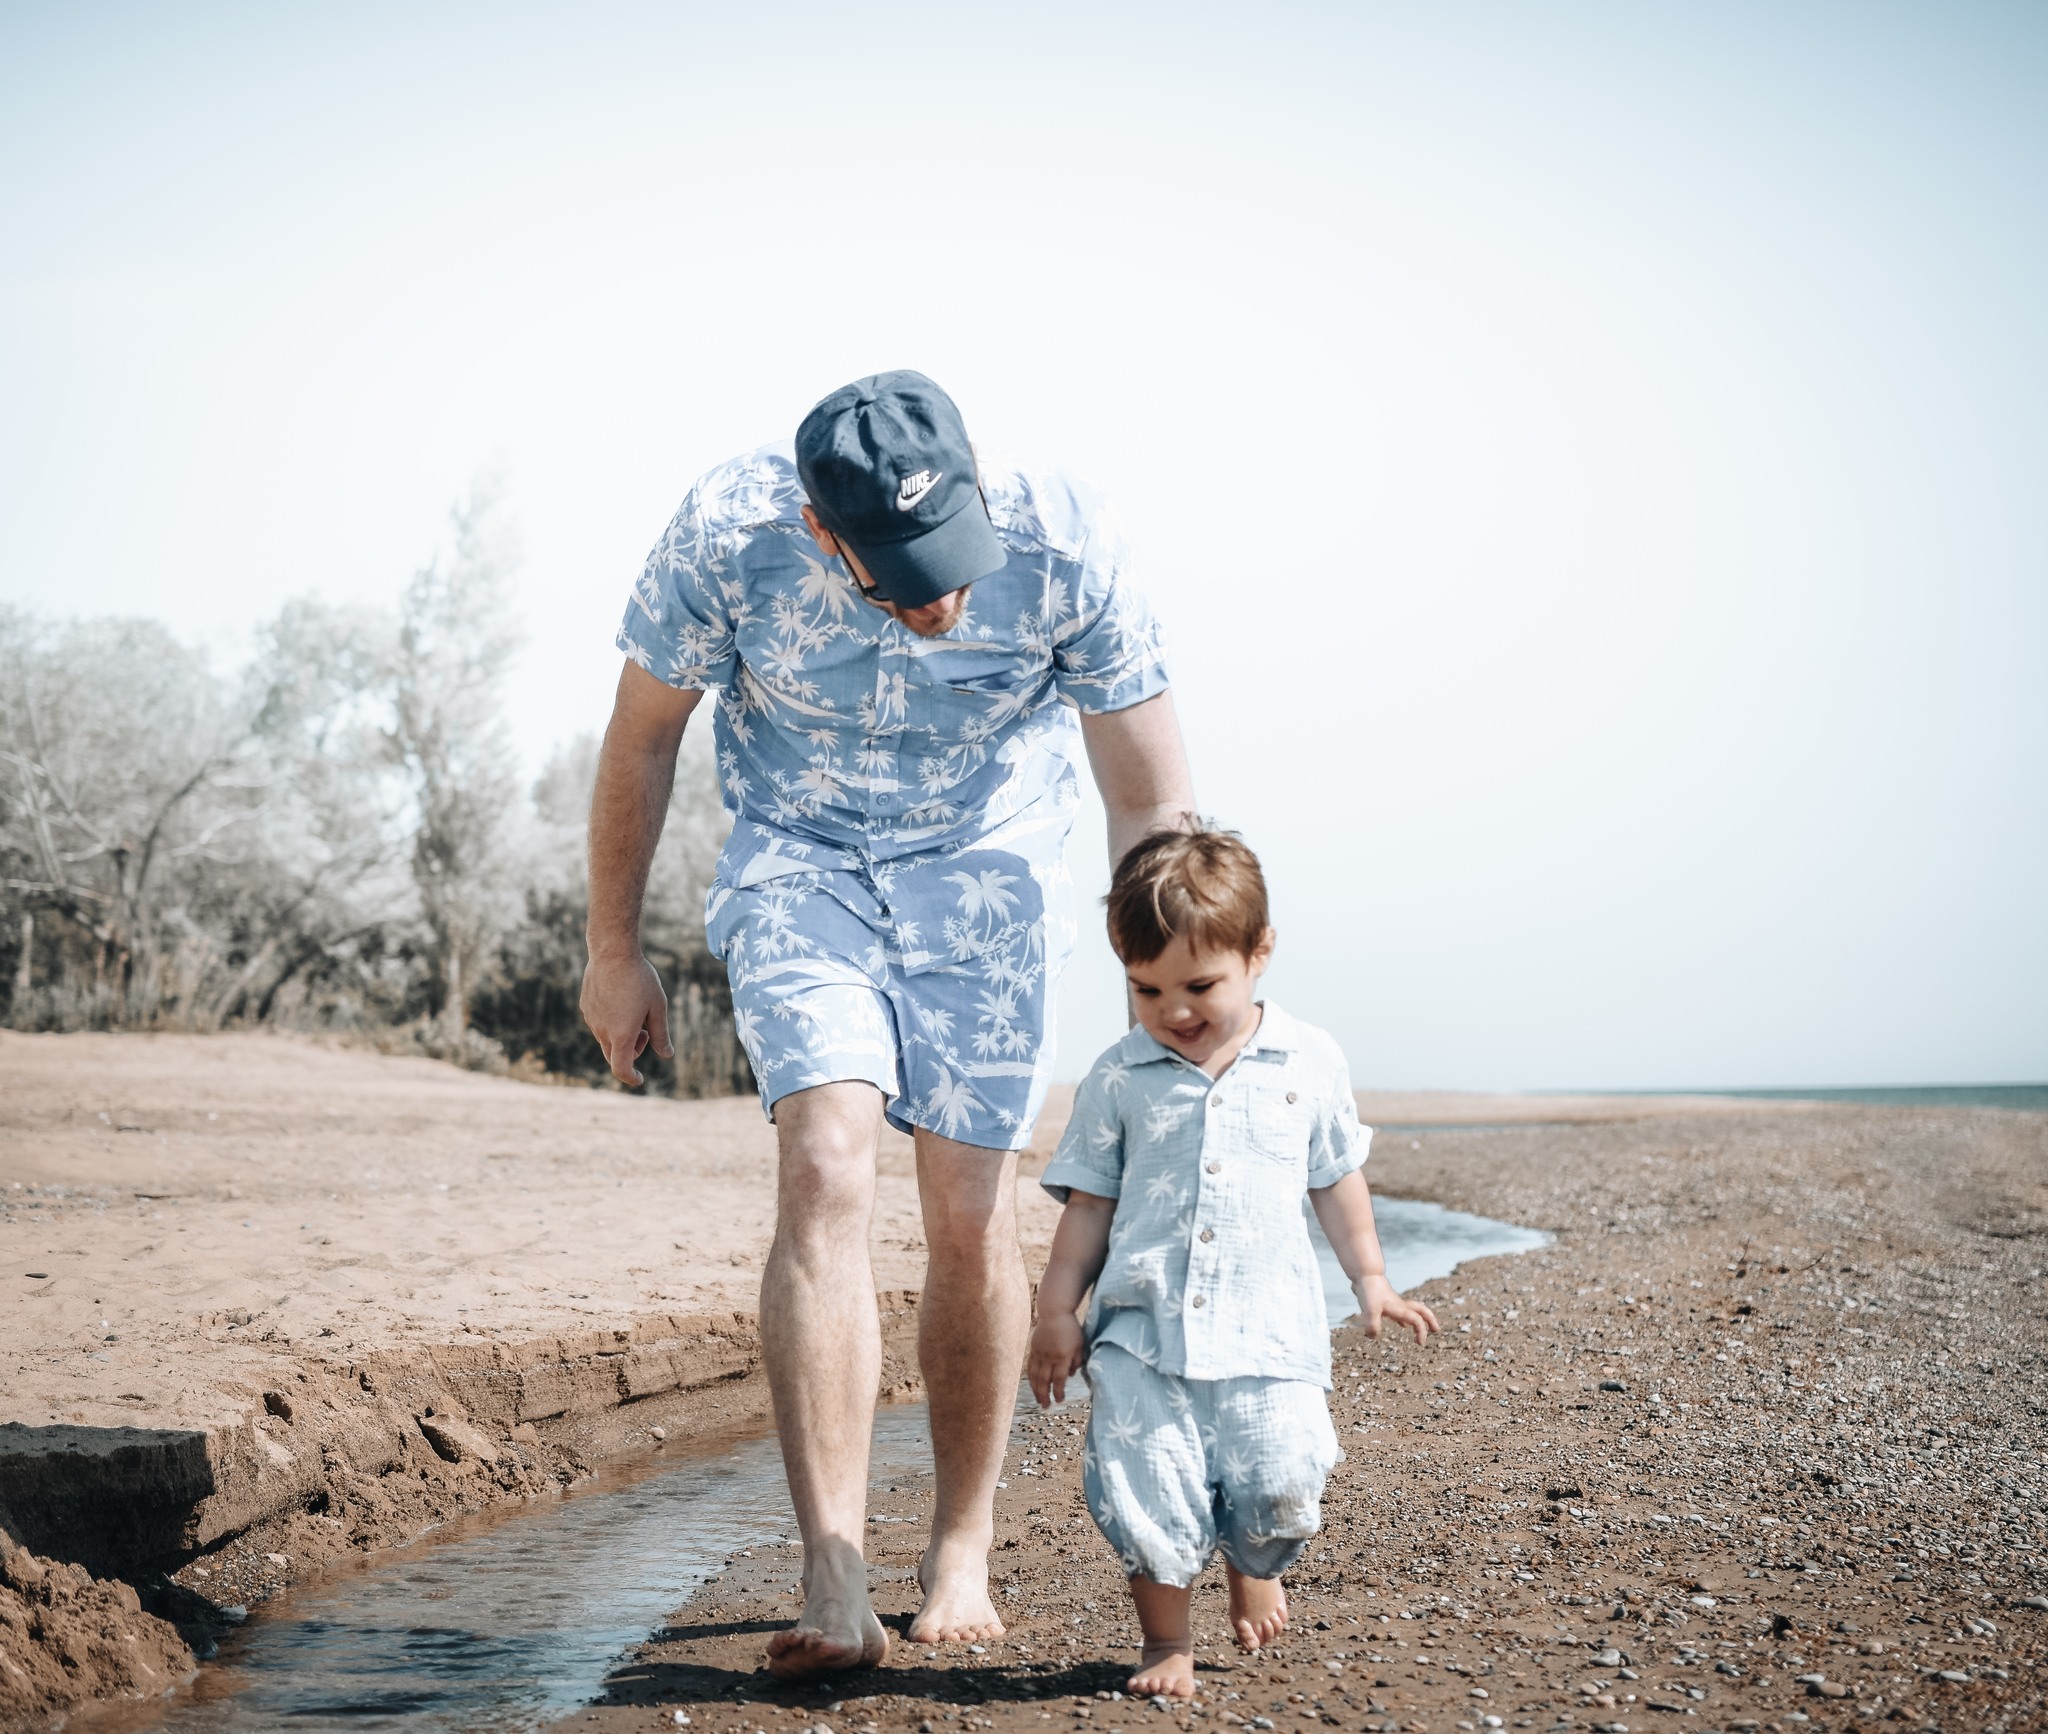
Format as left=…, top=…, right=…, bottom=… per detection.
left=794, top=371, right=1008, bottom=608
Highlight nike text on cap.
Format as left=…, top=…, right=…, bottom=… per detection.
left=794, top=370, right=1008, bottom=609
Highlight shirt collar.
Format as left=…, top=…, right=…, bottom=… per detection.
left=1241, top=1000, right=1300, bottom=1056
left=1114, top=999, right=1298, bottom=1069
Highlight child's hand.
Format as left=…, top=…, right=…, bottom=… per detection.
left=1352, top=1273, right=1440, bottom=1345
left=1029, top=1311, right=1087, bottom=1407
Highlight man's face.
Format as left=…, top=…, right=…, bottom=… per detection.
left=800, top=506, right=968, bottom=638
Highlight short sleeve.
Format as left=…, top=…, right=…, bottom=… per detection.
left=616, top=485, right=740, bottom=689
left=1040, top=1064, right=1128, bottom=1202
left=1305, top=1051, right=1371, bottom=1191
left=1049, top=502, right=1171, bottom=715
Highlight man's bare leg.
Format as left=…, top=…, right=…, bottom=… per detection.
left=761, top=1083, right=891, bottom=1679
left=907, top=1131, right=1029, bottom=1644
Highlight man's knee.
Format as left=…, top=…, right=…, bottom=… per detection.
left=917, top=1137, right=1020, bottom=1255
left=774, top=1084, right=883, bottom=1233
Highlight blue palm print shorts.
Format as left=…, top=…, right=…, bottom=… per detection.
left=1082, top=1342, right=1341, bottom=1587
left=709, top=860, right=1068, bottom=1152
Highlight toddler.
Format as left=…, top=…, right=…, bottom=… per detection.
left=1028, top=828, right=1438, bottom=1698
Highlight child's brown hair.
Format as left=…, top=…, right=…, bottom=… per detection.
left=1105, top=826, right=1269, bottom=964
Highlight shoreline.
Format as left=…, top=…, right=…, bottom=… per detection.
left=4, top=1034, right=2045, bottom=1730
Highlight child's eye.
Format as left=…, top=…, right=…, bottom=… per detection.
left=1131, top=983, right=1160, bottom=996
left=1188, top=980, right=1215, bottom=994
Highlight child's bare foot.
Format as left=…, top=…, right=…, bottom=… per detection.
left=1129, top=1641, right=1198, bottom=1698
left=1126, top=1575, right=1197, bottom=1698
left=1225, top=1566, right=1288, bottom=1650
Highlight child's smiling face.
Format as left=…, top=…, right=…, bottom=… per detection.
left=1123, top=927, right=1277, bottom=1077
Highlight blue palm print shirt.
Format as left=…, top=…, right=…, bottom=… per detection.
left=1039, top=1003, right=1371, bottom=1389
left=618, top=443, right=1170, bottom=958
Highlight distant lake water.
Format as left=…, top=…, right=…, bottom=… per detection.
left=1687, top=1083, right=2048, bottom=1111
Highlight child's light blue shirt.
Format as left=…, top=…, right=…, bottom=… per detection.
left=1039, top=1002, right=1370, bottom=1389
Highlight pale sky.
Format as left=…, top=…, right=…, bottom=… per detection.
left=4, top=2, right=2043, bottom=1089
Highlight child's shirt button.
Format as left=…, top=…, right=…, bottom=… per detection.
left=1286, top=1090, right=1298, bottom=1104
left=1190, top=1294, right=1206, bottom=1308
left=1209, top=1094, right=1222, bottom=1107
left=1205, top=1162, right=1221, bottom=1174
left=1199, top=1228, right=1215, bottom=1243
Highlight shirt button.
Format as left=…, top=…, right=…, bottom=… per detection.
left=1209, top=1094, right=1222, bottom=1108
left=1190, top=1294, right=1206, bottom=1309
left=1286, top=1090, right=1298, bottom=1104
left=1205, top=1162, right=1220, bottom=1174
left=1199, top=1228, right=1215, bottom=1243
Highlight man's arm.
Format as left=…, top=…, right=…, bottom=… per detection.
left=1076, top=688, right=1197, bottom=870
left=579, top=659, right=706, bottom=1085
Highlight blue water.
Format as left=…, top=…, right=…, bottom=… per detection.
left=101, top=1199, right=1545, bottom=1733
left=1689, top=1083, right=2048, bottom=1111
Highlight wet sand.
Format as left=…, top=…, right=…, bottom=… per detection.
left=565, top=1105, right=2048, bottom=1734
left=3, top=1033, right=2045, bottom=1731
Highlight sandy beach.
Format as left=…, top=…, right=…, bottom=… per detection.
left=2, top=1032, right=2044, bottom=1731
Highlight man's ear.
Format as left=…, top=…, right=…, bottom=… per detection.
left=799, top=503, right=839, bottom=555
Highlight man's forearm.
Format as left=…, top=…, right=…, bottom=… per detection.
left=1106, top=801, right=1196, bottom=874
left=1080, top=689, right=1197, bottom=874
left=585, top=720, right=685, bottom=960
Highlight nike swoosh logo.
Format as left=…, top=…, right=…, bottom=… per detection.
left=896, top=470, right=941, bottom=510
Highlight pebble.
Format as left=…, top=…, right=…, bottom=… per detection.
left=1598, top=1379, right=1627, bottom=1392
left=651, top=1426, right=667, bottom=1442
left=1937, top=1669, right=1972, bottom=1683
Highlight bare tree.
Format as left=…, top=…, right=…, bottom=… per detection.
left=220, top=598, right=415, bottom=1027
left=0, top=483, right=752, bottom=1097
left=385, top=474, right=522, bottom=1046
left=0, top=608, right=269, bottom=1025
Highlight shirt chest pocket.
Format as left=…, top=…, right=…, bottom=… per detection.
left=1240, top=1068, right=1312, bottom=1168
left=904, top=643, right=1052, bottom=708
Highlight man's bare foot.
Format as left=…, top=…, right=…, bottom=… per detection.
left=907, top=1543, right=1005, bottom=1645
left=1129, top=1642, right=1198, bottom=1698
left=1225, top=1566, right=1288, bottom=1650
left=766, top=1566, right=889, bottom=1679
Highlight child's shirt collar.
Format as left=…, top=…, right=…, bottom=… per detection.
left=1115, top=999, right=1301, bottom=1070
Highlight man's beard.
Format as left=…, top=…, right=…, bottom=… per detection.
left=895, top=586, right=972, bottom=637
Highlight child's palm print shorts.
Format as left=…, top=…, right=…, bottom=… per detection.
left=1082, top=1342, right=1341, bottom=1587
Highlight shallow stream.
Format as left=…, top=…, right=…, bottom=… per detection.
left=99, top=1198, right=1544, bottom=1734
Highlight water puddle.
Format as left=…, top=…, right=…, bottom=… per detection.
left=1315, top=1195, right=1550, bottom=1323
left=103, top=1199, right=1543, bottom=1733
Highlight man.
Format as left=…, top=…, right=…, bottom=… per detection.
left=580, top=371, right=1194, bottom=1678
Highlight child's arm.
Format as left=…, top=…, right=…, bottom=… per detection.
left=1028, top=1191, right=1116, bottom=1407
left=1310, top=1170, right=1441, bottom=1345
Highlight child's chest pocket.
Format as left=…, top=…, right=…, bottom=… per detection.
left=1241, top=1068, right=1312, bottom=1168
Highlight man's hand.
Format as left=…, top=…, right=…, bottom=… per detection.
left=1028, top=1309, right=1087, bottom=1408
left=1352, top=1273, right=1440, bottom=1346
left=579, top=952, right=674, bottom=1087
left=582, top=663, right=700, bottom=1085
